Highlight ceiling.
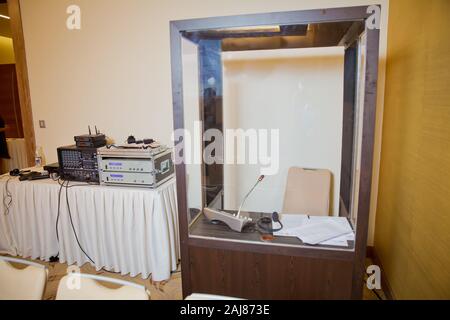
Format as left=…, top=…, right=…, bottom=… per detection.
left=0, top=3, right=12, bottom=38
left=183, top=21, right=364, bottom=51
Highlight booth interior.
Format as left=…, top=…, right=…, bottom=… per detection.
left=171, top=6, right=379, bottom=300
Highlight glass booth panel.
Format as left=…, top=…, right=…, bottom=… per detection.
left=179, top=22, right=367, bottom=250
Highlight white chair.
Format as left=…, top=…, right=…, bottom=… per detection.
left=0, top=256, right=48, bottom=300
left=185, top=293, right=243, bottom=300
left=56, top=273, right=150, bottom=300
left=282, top=167, right=332, bottom=216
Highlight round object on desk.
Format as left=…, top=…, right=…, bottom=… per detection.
left=260, top=234, right=275, bottom=242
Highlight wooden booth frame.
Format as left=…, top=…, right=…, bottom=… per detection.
left=170, top=5, right=380, bottom=299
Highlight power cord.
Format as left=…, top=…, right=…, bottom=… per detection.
left=55, top=179, right=64, bottom=243
left=364, top=274, right=384, bottom=300
left=51, top=177, right=134, bottom=275
left=256, top=212, right=284, bottom=233
left=64, top=179, right=96, bottom=265
left=3, top=177, right=13, bottom=216
left=50, top=177, right=66, bottom=262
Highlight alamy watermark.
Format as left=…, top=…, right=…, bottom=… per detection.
left=172, top=121, right=280, bottom=175
left=367, top=264, right=381, bottom=290
left=66, top=5, right=81, bottom=30
left=366, top=5, right=381, bottom=30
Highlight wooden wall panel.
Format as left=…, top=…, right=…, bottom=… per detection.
left=7, top=0, right=35, bottom=166
left=189, top=246, right=354, bottom=300
left=375, top=0, right=450, bottom=299
left=0, top=64, right=23, bottom=138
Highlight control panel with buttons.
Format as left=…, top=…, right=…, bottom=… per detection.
left=100, top=159, right=154, bottom=173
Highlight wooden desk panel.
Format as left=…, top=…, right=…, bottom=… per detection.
left=188, top=213, right=356, bottom=299
left=188, top=245, right=354, bottom=300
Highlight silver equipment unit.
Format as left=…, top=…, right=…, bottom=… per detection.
left=97, top=144, right=174, bottom=188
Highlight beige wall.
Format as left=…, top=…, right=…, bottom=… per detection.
left=0, top=4, right=14, bottom=64
left=19, top=0, right=389, bottom=244
left=375, top=0, right=450, bottom=299
left=222, top=47, right=344, bottom=216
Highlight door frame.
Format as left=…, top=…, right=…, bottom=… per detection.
left=7, top=0, right=36, bottom=166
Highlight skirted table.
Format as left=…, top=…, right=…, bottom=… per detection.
left=0, top=174, right=179, bottom=281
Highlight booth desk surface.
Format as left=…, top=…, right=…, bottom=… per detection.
left=189, top=211, right=355, bottom=250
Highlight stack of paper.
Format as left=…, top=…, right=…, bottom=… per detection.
left=274, top=214, right=355, bottom=246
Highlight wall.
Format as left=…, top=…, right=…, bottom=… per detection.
left=0, top=36, right=14, bottom=64
left=19, top=0, right=389, bottom=244
left=0, top=3, right=12, bottom=38
left=223, top=47, right=344, bottom=215
left=375, top=0, right=450, bottom=299
left=0, top=4, right=14, bottom=64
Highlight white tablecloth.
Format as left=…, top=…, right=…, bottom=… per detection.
left=0, top=175, right=179, bottom=281
left=1, top=138, right=28, bottom=174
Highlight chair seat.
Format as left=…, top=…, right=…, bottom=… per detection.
left=0, top=256, right=48, bottom=300
left=56, top=273, right=150, bottom=300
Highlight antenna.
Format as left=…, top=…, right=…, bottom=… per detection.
left=88, top=125, right=92, bottom=135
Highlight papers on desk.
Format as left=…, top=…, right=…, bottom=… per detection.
left=274, top=214, right=354, bottom=246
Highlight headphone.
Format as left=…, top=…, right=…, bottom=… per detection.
left=257, top=212, right=284, bottom=233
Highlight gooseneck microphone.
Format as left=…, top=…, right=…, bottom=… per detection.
left=236, top=175, right=265, bottom=219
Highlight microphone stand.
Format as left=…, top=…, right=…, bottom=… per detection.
left=236, top=175, right=265, bottom=219
left=203, top=175, right=265, bottom=232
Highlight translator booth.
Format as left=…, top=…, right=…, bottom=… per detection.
left=170, top=5, right=380, bottom=299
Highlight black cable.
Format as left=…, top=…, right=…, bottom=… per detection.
left=372, top=287, right=383, bottom=300
left=49, top=178, right=66, bottom=261
left=256, top=212, right=284, bottom=233
left=54, top=178, right=146, bottom=275
left=364, top=275, right=384, bottom=300
left=55, top=179, right=64, bottom=243
left=64, top=179, right=96, bottom=265
left=3, top=177, right=13, bottom=216
left=56, top=178, right=99, bottom=188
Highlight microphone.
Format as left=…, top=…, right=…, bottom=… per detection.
left=236, top=175, right=265, bottom=219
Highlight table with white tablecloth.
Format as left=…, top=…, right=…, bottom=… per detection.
left=0, top=174, right=179, bottom=281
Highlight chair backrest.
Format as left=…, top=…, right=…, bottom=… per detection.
left=56, top=273, right=150, bottom=300
left=0, top=256, right=48, bottom=300
left=282, top=167, right=331, bottom=216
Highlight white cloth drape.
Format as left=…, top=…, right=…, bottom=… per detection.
left=1, top=139, right=28, bottom=173
left=0, top=176, right=179, bottom=281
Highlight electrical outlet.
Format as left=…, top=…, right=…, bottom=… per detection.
left=39, top=120, right=46, bottom=128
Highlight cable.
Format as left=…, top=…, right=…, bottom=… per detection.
left=256, top=212, right=283, bottom=233
left=49, top=179, right=66, bottom=262
left=55, top=179, right=65, bottom=242
left=373, top=288, right=383, bottom=300
left=364, top=274, right=384, bottom=300
left=3, top=177, right=13, bottom=216
left=64, top=179, right=96, bottom=265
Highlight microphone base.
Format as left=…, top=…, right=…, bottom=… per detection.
left=203, top=208, right=253, bottom=233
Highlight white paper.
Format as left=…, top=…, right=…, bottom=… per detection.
left=320, top=232, right=355, bottom=246
left=275, top=214, right=354, bottom=246
left=289, top=220, right=350, bottom=244
left=274, top=214, right=307, bottom=236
